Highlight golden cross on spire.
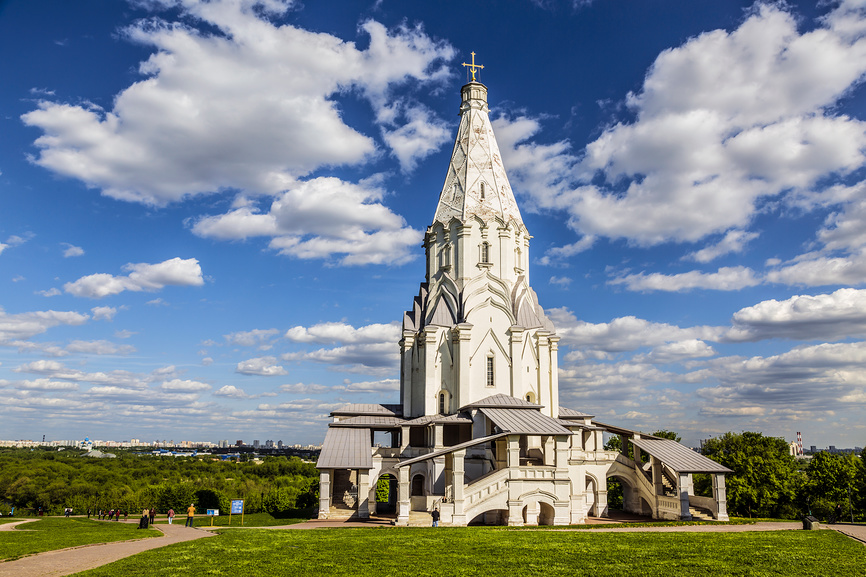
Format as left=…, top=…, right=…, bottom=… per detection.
left=462, top=52, right=484, bottom=82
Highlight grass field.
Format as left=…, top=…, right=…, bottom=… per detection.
left=0, top=517, right=160, bottom=562
left=153, top=511, right=310, bottom=528
left=73, top=527, right=866, bottom=576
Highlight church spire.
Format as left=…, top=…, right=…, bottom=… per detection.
left=433, top=66, right=523, bottom=228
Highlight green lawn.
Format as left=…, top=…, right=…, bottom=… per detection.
left=0, top=517, right=161, bottom=561
left=74, top=527, right=866, bottom=576
left=152, top=511, right=310, bottom=528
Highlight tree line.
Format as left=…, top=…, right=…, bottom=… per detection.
left=0, top=448, right=319, bottom=517
left=606, top=431, right=866, bottom=521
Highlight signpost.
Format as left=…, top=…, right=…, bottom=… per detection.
left=230, top=499, right=244, bottom=526
left=206, top=509, right=219, bottom=527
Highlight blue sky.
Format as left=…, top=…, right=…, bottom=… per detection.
left=1, top=0, right=865, bottom=448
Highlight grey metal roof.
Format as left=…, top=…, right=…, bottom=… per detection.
left=330, top=416, right=405, bottom=428
left=559, top=406, right=594, bottom=419
left=630, top=438, right=732, bottom=474
left=402, top=413, right=474, bottom=426
left=591, top=420, right=657, bottom=438
left=330, top=403, right=402, bottom=417
left=461, top=394, right=541, bottom=410
left=396, top=432, right=510, bottom=468
left=316, top=427, right=373, bottom=470
left=480, top=407, right=572, bottom=436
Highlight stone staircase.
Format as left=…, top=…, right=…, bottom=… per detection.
left=408, top=510, right=434, bottom=527
left=688, top=506, right=715, bottom=521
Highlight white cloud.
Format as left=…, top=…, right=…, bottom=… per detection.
left=766, top=248, right=866, bottom=287
left=727, top=287, right=866, bottom=341
left=279, top=382, right=331, bottom=394
left=192, top=177, right=423, bottom=266
left=14, top=378, right=79, bottom=391
left=36, top=288, right=62, bottom=297
left=214, top=385, right=249, bottom=398
left=21, top=1, right=453, bottom=206
left=224, top=328, right=280, bottom=347
left=284, top=321, right=400, bottom=344
left=236, top=356, right=287, bottom=376
left=91, top=306, right=117, bottom=321
left=342, top=378, right=399, bottom=393
left=64, top=340, right=136, bottom=355
left=381, top=105, right=450, bottom=172
left=609, top=266, right=760, bottom=292
left=549, top=276, right=572, bottom=288
left=160, top=379, right=211, bottom=392
left=685, top=230, right=759, bottom=263
left=643, top=339, right=716, bottom=363
left=496, top=2, right=866, bottom=252
left=0, top=308, right=89, bottom=345
left=62, top=243, right=84, bottom=257
left=64, top=257, right=203, bottom=298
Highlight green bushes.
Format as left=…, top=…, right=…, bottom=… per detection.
left=0, top=449, right=318, bottom=516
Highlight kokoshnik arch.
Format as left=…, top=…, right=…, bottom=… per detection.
left=316, top=58, right=731, bottom=526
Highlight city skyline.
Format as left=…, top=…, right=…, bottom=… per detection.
left=2, top=0, right=866, bottom=447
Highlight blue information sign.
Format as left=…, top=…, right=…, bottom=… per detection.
left=230, top=500, right=244, bottom=515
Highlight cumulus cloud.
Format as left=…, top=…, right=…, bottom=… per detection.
left=64, top=340, right=136, bottom=355
left=0, top=307, right=89, bottom=345
left=284, top=321, right=400, bottom=344
left=609, top=266, right=761, bottom=292
left=64, top=257, right=203, bottom=298
left=224, top=328, right=280, bottom=347
left=214, top=384, right=250, bottom=398
left=160, top=378, right=211, bottom=392
left=192, top=177, right=422, bottom=266
left=62, top=243, right=84, bottom=257
left=91, top=306, right=117, bottom=321
left=342, top=378, right=399, bottom=393
left=726, top=287, right=866, bottom=341
left=496, top=2, right=866, bottom=258
left=21, top=1, right=453, bottom=206
left=279, top=382, right=331, bottom=394
left=236, top=356, right=287, bottom=376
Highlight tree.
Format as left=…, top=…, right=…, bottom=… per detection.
left=806, top=451, right=857, bottom=521
left=700, top=431, right=802, bottom=518
left=651, top=430, right=681, bottom=442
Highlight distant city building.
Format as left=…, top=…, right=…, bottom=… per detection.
left=236, top=440, right=244, bottom=447
left=253, top=440, right=260, bottom=449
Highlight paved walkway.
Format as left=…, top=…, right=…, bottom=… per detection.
left=829, top=523, right=866, bottom=545
left=0, top=521, right=214, bottom=577
left=0, top=519, right=39, bottom=532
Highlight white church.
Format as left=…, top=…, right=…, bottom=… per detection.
left=317, top=60, right=731, bottom=526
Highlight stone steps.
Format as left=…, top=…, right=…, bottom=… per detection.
left=688, top=507, right=715, bottom=521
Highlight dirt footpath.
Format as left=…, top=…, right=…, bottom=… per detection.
left=0, top=522, right=214, bottom=577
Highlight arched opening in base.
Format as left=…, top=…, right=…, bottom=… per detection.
left=468, top=509, right=508, bottom=526
left=375, top=474, right=398, bottom=515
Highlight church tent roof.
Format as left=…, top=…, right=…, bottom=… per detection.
left=316, top=427, right=373, bottom=470
left=480, top=407, right=572, bottom=436
left=630, top=438, right=732, bottom=474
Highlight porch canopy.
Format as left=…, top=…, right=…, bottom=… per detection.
left=630, top=438, right=732, bottom=474
left=317, top=427, right=373, bottom=470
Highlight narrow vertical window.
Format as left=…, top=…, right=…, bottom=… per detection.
left=481, top=242, right=490, bottom=264
left=439, top=392, right=446, bottom=414
left=486, top=356, right=494, bottom=387
left=480, top=182, right=485, bottom=199
left=515, top=247, right=522, bottom=270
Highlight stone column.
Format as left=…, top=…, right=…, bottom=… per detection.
left=651, top=457, right=663, bottom=496
left=554, top=436, right=569, bottom=469
left=397, top=467, right=410, bottom=525
left=543, top=435, right=555, bottom=466
left=507, top=500, right=524, bottom=526
left=548, top=335, right=560, bottom=419
left=357, top=470, right=370, bottom=519
left=423, top=329, right=438, bottom=415
left=457, top=223, right=472, bottom=280
left=400, top=425, right=410, bottom=453
left=368, top=483, right=377, bottom=516
left=507, top=435, right=520, bottom=468
left=678, top=473, right=692, bottom=521
left=596, top=489, right=609, bottom=518
left=713, top=473, right=729, bottom=521
left=454, top=323, right=473, bottom=408
left=318, top=469, right=331, bottom=519
left=401, top=333, right=415, bottom=417
left=537, top=332, right=550, bottom=415
left=509, top=326, right=525, bottom=398
left=452, top=449, right=466, bottom=525
left=433, top=455, right=446, bottom=494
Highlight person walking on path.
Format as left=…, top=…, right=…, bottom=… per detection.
left=149, top=508, right=155, bottom=525
left=431, top=508, right=440, bottom=528
left=185, top=504, right=195, bottom=528
left=138, top=509, right=149, bottom=529
left=167, top=508, right=175, bottom=525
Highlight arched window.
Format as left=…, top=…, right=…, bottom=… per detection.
left=486, top=356, right=495, bottom=387
left=439, top=243, right=451, bottom=269
left=439, top=392, right=446, bottom=414
left=480, top=242, right=490, bottom=264
left=480, top=182, right=485, bottom=199
left=411, top=474, right=425, bottom=497
left=515, top=247, right=522, bottom=270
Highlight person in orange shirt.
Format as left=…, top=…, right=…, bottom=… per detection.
left=185, top=503, right=195, bottom=527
